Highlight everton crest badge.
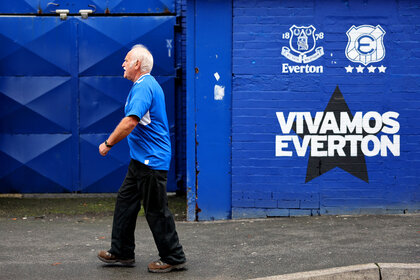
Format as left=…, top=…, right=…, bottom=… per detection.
left=282, top=25, right=324, bottom=64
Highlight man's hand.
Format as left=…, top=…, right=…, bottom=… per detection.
left=99, top=142, right=111, bottom=156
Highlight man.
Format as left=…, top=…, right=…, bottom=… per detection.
left=97, top=44, right=186, bottom=273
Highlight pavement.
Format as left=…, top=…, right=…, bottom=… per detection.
left=0, top=214, right=419, bottom=280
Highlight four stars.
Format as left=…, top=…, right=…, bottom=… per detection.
left=345, top=64, right=387, bottom=73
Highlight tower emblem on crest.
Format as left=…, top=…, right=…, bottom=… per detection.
left=281, top=25, right=324, bottom=63
left=345, top=25, right=386, bottom=66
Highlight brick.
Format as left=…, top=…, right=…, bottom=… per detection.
left=290, top=209, right=312, bottom=216
left=232, top=199, right=255, bottom=208
left=232, top=207, right=267, bottom=219
left=277, top=200, right=300, bottom=209
left=243, top=191, right=271, bottom=200
left=300, top=200, right=320, bottom=209
left=266, top=209, right=290, bottom=217
left=255, top=199, right=277, bottom=208
left=232, top=191, right=243, bottom=200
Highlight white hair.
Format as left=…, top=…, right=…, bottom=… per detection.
left=130, top=44, right=154, bottom=73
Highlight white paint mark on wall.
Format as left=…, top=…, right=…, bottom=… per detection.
left=214, top=72, right=220, bottom=81
left=214, top=85, right=225, bottom=100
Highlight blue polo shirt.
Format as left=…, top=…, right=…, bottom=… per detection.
left=124, top=74, right=171, bottom=170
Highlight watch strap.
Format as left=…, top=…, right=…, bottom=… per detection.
left=104, top=140, right=113, bottom=148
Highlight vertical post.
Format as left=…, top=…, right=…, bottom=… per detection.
left=186, top=0, right=232, bottom=221
left=186, top=0, right=197, bottom=221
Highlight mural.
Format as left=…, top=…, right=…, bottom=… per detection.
left=231, top=0, right=419, bottom=218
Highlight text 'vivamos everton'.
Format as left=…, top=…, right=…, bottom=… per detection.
left=275, top=111, right=400, bottom=157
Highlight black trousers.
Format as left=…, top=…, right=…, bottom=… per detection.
left=109, top=159, right=186, bottom=265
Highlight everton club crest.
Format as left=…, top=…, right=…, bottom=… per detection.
left=282, top=25, right=324, bottom=64
left=281, top=25, right=324, bottom=74
left=344, top=25, right=387, bottom=74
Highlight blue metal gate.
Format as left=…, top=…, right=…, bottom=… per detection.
left=0, top=3, right=177, bottom=193
left=0, top=1, right=174, bottom=14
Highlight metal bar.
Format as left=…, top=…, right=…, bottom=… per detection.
left=193, top=0, right=232, bottom=221
left=186, top=0, right=197, bottom=222
left=71, top=18, right=80, bottom=191
left=0, top=13, right=177, bottom=17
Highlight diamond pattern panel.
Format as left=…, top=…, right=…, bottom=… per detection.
left=0, top=0, right=102, bottom=14
left=109, top=0, right=174, bottom=13
left=79, top=77, right=130, bottom=133
left=0, top=17, right=72, bottom=75
left=0, top=16, right=75, bottom=193
left=78, top=17, right=175, bottom=76
left=0, top=134, right=73, bottom=193
left=79, top=76, right=176, bottom=191
left=0, top=15, right=176, bottom=193
left=0, top=77, right=73, bottom=133
left=0, top=0, right=174, bottom=14
left=42, top=0, right=108, bottom=14
left=158, top=76, right=175, bottom=133
left=79, top=76, right=175, bottom=133
left=0, top=0, right=38, bottom=14
left=80, top=134, right=130, bottom=192
left=159, top=76, right=176, bottom=192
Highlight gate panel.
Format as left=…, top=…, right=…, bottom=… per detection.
left=0, top=17, right=72, bottom=76
left=0, top=0, right=175, bottom=14
left=0, top=17, right=76, bottom=193
left=0, top=14, right=177, bottom=193
left=79, top=77, right=129, bottom=133
left=109, top=0, right=175, bottom=14
left=0, top=1, right=39, bottom=14
left=77, top=16, right=177, bottom=192
left=0, top=77, right=72, bottom=133
left=78, top=17, right=175, bottom=76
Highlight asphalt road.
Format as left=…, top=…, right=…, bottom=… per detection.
left=0, top=214, right=419, bottom=280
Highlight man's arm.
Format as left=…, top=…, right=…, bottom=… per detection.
left=99, top=115, right=139, bottom=156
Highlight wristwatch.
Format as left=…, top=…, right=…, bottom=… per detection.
left=104, top=140, right=113, bottom=148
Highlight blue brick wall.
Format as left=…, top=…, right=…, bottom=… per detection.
left=231, top=0, right=420, bottom=218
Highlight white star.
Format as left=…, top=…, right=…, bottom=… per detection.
left=378, top=65, right=387, bottom=73
left=367, top=65, right=376, bottom=73
left=356, top=65, right=365, bottom=73
left=345, top=65, right=354, bottom=73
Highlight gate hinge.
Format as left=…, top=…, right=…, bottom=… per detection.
left=79, top=9, right=93, bottom=19
left=56, top=9, right=69, bottom=20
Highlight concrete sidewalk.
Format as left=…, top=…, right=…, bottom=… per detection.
left=250, top=263, right=420, bottom=280
left=0, top=214, right=419, bottom=280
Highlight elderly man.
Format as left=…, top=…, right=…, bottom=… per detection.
left=97, top=44, right=186, bottom=273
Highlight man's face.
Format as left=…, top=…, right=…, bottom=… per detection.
left=122, top=51, right=138, bottom=81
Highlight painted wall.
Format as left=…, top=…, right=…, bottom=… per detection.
left=231, top=0, right=420, bottom=218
